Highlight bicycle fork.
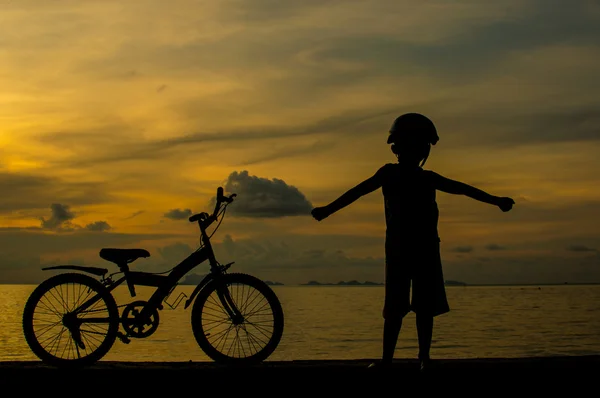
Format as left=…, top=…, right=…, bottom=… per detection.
left=216, top=284, right=244, bottom=325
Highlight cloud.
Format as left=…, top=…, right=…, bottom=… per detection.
left=40, top=203, right=76, bottom=230
left=236, top=140, right=335, bottom=167
left=85, top=221, right=111, bottom=232
left=451, top=246, right=474, bottom=253
left=486, top=243, right=508, bottom=251
left=0, top=171, right=114, bottom=214
left=157, top=242, right=195, bottom=263
left=223, top=171, right=313, bottom=218
left=0, top=228, right=180, bottom=276
left=36, top=204, right=112, bottom=232
left=164, top=208, right=193, bottom=220
left=222, top=234, right=235, bottom=255
left=208, top=234, right=385, bottom=283
left=123, top=210, right=145, bottom=220
left=444, top=250, right=600, bottom=285
left=439, top=106, right=600, bottom=149
left=37, top=107, right=397, bottom=168
left=567, top=245, right=597, bottom=253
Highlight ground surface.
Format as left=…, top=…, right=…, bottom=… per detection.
left=1, top=356, right=597, bottom=392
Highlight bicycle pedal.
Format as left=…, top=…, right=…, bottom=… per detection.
left=117, top=332, right=131, bottom=344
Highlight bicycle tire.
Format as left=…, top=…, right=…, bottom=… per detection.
left=22, top=272, right=119, bottom=367
left=191, top=273, right=284, bottom=364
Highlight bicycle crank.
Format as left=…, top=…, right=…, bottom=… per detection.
left=121, top=301, right=160, bottom=338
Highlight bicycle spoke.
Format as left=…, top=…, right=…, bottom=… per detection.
left=245, top=328, right=258, bottom=355
left=80, top=329, right=104, bottom=347
left=73, top=286, right=96, bottom=313
left=202, top=319, right=233, bottom=333
left=225, top=327, right=239, bottom=357
left=206, top=295, right=230, bottom=318
left=244, top=297, right=269, bottom=319
left=37, top=297, right=62, bottom=318
left=85, top=322, right=108, bottom=334
left=246, top=328, right=267, bottom=349
left=32, top=319, right=63, bottom=338
left=41, top=292, right=64, bottom=317
left=42, top=325, right=66, bottom=354
left=217, top=325, right=235, bottom=354
left=80, top=331, right=95, bottom=355
left=243, top=325, right=270, bottom=346
left=241, top=288, right=260, bottom=315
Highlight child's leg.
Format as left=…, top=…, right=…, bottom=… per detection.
left=380, top=247, right=410, bottom=365
left=382, top=316, right=403, bottom=363
left=416, top=313, right=433, bottom=360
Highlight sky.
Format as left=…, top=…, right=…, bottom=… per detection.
left=1, top=0, right=599, bottom=285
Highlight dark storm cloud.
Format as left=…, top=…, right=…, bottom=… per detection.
left=223, top=171, right=313, bottom=218
left=164, top=208, right=193, bottom=220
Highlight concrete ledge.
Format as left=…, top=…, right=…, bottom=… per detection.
left=1, top=356, right=598, bottom=391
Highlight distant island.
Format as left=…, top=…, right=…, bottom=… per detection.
left=300, top=279, right=467, bottom=286
left=182, top=275, right=464, bottom=287
left=445, top=280, right=467, bottom=286
left=301, top=280, right=384, bottom=286
left=181, top=274, right=284, bottom=286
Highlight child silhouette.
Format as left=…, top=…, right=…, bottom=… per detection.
left=311, top=113, right=514, bottom=371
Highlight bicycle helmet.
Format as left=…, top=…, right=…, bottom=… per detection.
left=387, top=113, right=439, bottom=145
left=387, top=113, right=438, bottom=167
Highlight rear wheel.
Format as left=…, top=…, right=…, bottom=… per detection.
left=191, top=273, right=284, bottom=364
left=22, top=273, right=119, bottom=367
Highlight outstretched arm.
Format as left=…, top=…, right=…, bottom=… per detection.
left=432, top=172, right=514, bottom=212
left=311, top=167, right=385, bottom=221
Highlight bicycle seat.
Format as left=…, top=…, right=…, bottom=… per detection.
left=99, top=248, right=150, bottom=265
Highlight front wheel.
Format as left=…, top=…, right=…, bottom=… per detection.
left=22, top=273, right=119, bottom=367
left=191, top=273, right=284, bottom=364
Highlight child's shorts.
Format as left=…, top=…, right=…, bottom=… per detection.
left=383, top=239, right=450, bottom=319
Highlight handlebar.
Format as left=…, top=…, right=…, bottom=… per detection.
left=188, top=187, right=236, bottom=226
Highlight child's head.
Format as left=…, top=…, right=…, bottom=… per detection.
left=387, top=113, right=438, bottom=167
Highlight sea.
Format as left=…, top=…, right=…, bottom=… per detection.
left=1, top=284, right=599, bottom=362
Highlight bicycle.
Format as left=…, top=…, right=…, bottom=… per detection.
left=22, top=187, right=284, bottom=367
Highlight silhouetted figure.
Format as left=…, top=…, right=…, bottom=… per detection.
left=311, top=113, right=515, bottom=371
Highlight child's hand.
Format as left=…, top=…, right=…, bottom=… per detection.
left=311, top=206, right=330, bottom=221
left=496, top=197, right=515, bottom=212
